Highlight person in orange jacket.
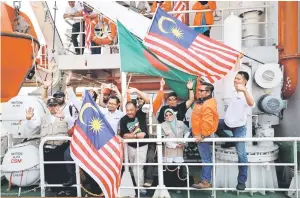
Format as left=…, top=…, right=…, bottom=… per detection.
left=191, top=81, right=219, bottom=189
left=151, top=1, right=172, bottom=13
left=192, top=1, right=217, bottom=37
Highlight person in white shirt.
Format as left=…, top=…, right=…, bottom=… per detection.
left=98, top=96, right=125, bottom=135
left=216, top=71, right=255, bottom=191
left=64, top=1, right=85, bottom=55
left=42, top=80, right=77, bottom=125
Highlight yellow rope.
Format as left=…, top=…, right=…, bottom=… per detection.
left=80, top=184, right=103, bottom=197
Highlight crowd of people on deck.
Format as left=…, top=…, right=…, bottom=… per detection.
left=24, top=70, right=255, bottom=196
left=64, top=1, right=217, bottom=55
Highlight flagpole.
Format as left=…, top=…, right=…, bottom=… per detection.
left=243, top=54, right=265, bottom=65
left=142, top=3, right=160, bottom=43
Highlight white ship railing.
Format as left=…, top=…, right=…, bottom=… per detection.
left=62, top=2, right=274, bottom=55
left=39, top=124, right=300, bottom=198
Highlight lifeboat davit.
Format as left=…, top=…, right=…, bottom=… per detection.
left=0, top=2, right=40, bottom=102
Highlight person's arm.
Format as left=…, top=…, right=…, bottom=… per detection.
left=41, top=79, right=52, bottom=103
left=153, top=78, right=165, bottom=116
left=243, top=90, right=255, bottom=107
left=164, top=2, right=172, bottom=12
left=96, top=83, right=106, bottom=108
left=88, top=12, right=99, bottom=19
left=63, top=13, right=70, bottom=19
left=235, top=84, right=255, bottom=107
left=185, top=79, right=195, bottom=109
left=127, top=88, right=150, bottom=104
left=65, top=73, right=83, bottom=110
left=111, top=84, right=122, bottom=104
left=208, top=1, right=217, bottom=10
left=151, top=1, right=157, bottom=13
left=73, top=9, right=84, bottom=17
left=144, top=1, right=151, bottom=13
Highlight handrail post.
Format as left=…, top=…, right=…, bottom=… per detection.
left=39, top=138, right=46, bottom=197
left=153, top=124, right=171, bottom=197
left=213, top=138, right=216, bottom=198
left=294, top=140, right=298, bottom=197
left=75, top=163, right=81, bottom=197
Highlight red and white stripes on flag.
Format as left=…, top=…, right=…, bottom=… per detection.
left=173, top=1, right=186, bottom=23
left=144, top=33, right=241, bottom=83
left=70, top=125, right=123, bottom=198
left=83, top=11, right=92, bottom=49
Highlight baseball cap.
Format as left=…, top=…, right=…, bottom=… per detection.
left=47, top=98, right=59, bottom=106
left=53, top=91, right=65, bottom=98
left=167, top=92, right=177, bottom=99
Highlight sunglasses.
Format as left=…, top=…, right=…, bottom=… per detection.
left=197, top=89, right=208, bottom=92
left=136, top=97, right=144, bottom=100
left=48, top=104, right=58, bottom=107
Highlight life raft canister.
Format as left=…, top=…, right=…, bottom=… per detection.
left=90, top=16, right=116, bottom=45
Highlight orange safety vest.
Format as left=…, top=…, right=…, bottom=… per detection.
left=151, top=1, right=172, bottom=13
left=191, top=97, right=219, bottom=137
left=192, top=1, right=216, bottom=26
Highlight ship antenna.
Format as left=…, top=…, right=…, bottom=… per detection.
left=52, top=1, right=58, bottom=54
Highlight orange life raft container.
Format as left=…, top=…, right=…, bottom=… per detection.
left=1, top=2, right=40, bottom=102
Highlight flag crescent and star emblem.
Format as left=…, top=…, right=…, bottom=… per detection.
left=158, top=16, right=176, bottom=33
left=79, top=103, right=99, bottom=125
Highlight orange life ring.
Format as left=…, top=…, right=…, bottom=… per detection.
left=90, top=17, right=116, bottom=45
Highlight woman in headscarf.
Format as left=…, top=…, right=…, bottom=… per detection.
left=161, top=108, right=189, bottom=192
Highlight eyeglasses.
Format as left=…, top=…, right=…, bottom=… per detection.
left=165, top=113, right=173, bottom=117
left=136, top=98, right=143, bottom=100
left=197, top=89, right=208, bottom=92
left=167, top=97, right=177, bottom=101
left=108, top=102, right=118, bottom=106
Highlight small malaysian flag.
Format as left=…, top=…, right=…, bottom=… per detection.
left=173, top=1, right=186, bottom=23
left=83, top=10, right=92, bottom=49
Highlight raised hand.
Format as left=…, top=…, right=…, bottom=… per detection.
left=235, top=84, right=247, bottom=92
left=25, top=107, right=35, bottom=120
left=65, top=71, right=73, bottom=85
left=127, top=87, right=138, bottom=94
left=160, top=78, right=165, bottom=88
left=43, top=79, right=52, bottom=89
left=186, top=79, right=194, bottom=90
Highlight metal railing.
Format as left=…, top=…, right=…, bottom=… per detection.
left=63, top=2, right=275, bottom=55
left=39, top=125, right=300, bottom=198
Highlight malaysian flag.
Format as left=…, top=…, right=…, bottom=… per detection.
left=144, top=8, right=241, bottom=83
left=83, top=10, right=92, bottom=49
left=70, top=90, right=123, bottom=198
left=173, top=1, right=186, bottom=23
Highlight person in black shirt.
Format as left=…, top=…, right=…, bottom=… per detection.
left=157, top=80, right=195, bottom=123
left=120, top=88, right=150, bottom=196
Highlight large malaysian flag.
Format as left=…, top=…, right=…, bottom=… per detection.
left=144, top=8, right=241, bottom=83
left=70, top=90, right=123, bottom=198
